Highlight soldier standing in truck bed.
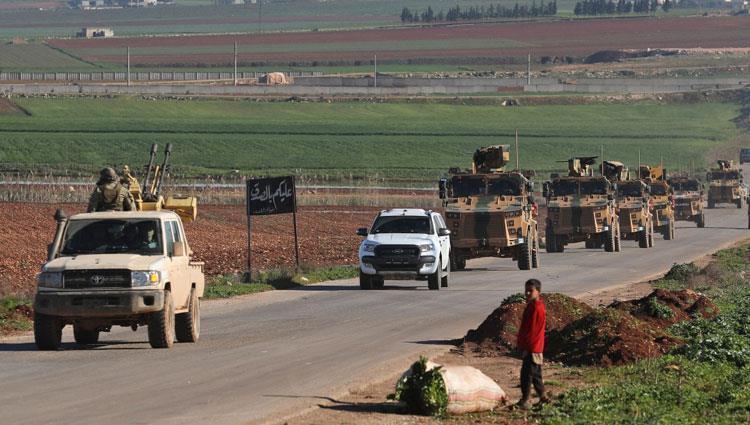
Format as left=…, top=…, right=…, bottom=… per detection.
left=87, top=167, right=135, bottom=213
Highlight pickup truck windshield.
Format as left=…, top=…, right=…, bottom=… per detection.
left=371, top=217, right=431, bottom=234
left=60, top=219, right=163, bottom=255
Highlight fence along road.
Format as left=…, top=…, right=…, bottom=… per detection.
left=1, top=174, right=749, bottom=425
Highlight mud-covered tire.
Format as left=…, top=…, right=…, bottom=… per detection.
left=73, top=325, right=99, bottom=345
left=428, top=259, right=441, bottom=290
left=518, top=241, right=532, bottom=271
left=441, top=258, right=450, bottom=288
left=604, top=227, right=616, bottom=253
left=698, top=214, right=706, bottom=228
left=148, top=290, right=175, bottom=349
left=359, top=271, right=373, bottom=290
left=34, top=313, right=62, bottom=351
left=532, top=236, right=540, bottom=269
left=175, top=289, right=200, bottom=343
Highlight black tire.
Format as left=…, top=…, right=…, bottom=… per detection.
left=638, top=228, right=648, bottom=248
left=372, top=276, right=385, bottom=290
left=148, top=290, right=175, bottom=349
left=454, top=257, right=466, bottom=271
left=73, top=325, right=99, bottom=345
left=428, top=258, right=441, bottom=290
left=176, top=289, right=200, bottom=343
left=664, top=221, right=674, bottom=240
left=545, top=226, right=556, bottom=253
left=359, top=271, right=373, bottom=290
left=532, top=235, right=540, bottom=269
left=518, top=240, right=532, bottom=271
left=614, top=225, right=622, bottom=252
left=737, top=198, right=743, bottom=209
left=698, top=214, right=706, bottom=228
left=585, top=239, right=598, bottom=249
left=648, top=223, right=655, bottom=248
left=604, top=226, right=616, bottom=252
left=708, top=200, right=715, bottom=209
left=34, top=313, right=62, bottom=351
left=441, top=257, right=450, bottom=288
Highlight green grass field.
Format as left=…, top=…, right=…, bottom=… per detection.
left=0, top=43, right=97, bottom=71
left=0, top=97, right=741, bottom=182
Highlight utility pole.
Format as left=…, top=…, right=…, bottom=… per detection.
left=126, top=46, right=131, bottom=87
left=515, top=129, right=520, bottom=171
left=258, top=0, right=262, bottom=34
left=233, top=41, right=238, bottom=86
left=374, top=54, right=377, bottom=88
left=527, top=52, right=531, bottom=86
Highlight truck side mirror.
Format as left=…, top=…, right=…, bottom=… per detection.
left=438, top=178, right=447, bottom=200
left=173, top=241, right=186, bottom=257
left=438, top=228, right=451, bottom=237
left=356, top=227, right=368, bottom=237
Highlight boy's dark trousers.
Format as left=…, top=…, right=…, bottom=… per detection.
left=520, top=352, right=545, bottom=401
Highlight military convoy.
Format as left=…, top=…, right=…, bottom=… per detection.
left=439, top=145, right=540, bottom=271
left=668, top=176, right=705, bottom=228
left=543, top=157, right=620, bottom=253
left=707, top=160, right=746, bottom=209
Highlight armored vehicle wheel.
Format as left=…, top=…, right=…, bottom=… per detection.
left=455, top=257, right=466, bottom=270
left=708, top=200, right=715, bottom=209
left=698, top=214, right=706, bottom=228
left=664, top=221, right=675, bottom=240
left=737, top=199, right=743, bottom=209
left=73, top=325, right=99, bottom=345
left=148, top=290, right=175, bottom=349
left=532, top=237, right=540, bottom=269
left=518, top=241, right=532, bottom=271
left=638, top=228, right=649, bottom=248
left=614, top=227, right=622, bottom=252
left=604, top=227, right=616, bottom=252
left=545, top=226, right=555, bottom=253
left=359, top=271, right=373, bottom=290
left=372, top=276, right=385, bottom=290
left=176, top=288, right=200, bottom=343
left=441, top=258, right=450, bottom=288
left=585, top=239, right=598, bottom=249
left=648, top=223, right=655, bottom=248
left=34, top=314, right=62, bottom=351
left=428, top=259, right=441, bottom=290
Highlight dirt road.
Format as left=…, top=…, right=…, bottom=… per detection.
left=1, top=200, right=748, bottom=425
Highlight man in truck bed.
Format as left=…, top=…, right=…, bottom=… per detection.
left=87, top=167, right=135, bottom=213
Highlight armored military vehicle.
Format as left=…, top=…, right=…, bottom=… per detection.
left=439, top=145, right=539, bottom=271
left=640, top=165, right=676, bottom=240
left=601, top=161, right=654, bottom=248
left=543, top=157, right=620, bottom=253
left=707, top=160, right=745, bottom=209
left=668, top=176, right=705, bottom=228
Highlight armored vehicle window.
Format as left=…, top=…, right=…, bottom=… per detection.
left=551, top=180, right=577, bottom=196
left=710, top=171, right=741, bottom=180
left=61, top=219, right=163, bottom=256
left=487, top=178, right=522, bottom=196
left=650, top=184, right=668, bottom=196
left=580, top=180, right=608, bottom=195
left=450, top=176, right=485, bottom=197
left=371, top=216, right=431, bottom=234
left=617, top=182, right=644, bottom=197
left=671, top=180, right=700, bottom=191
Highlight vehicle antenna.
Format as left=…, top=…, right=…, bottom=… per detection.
left=515, top=129, right=520, bottom=171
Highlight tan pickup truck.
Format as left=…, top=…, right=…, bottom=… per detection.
left=34, top=210, right=205, bottom=350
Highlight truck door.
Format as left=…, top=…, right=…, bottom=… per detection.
left=434, top=214, right=450, bottom=269
left=165, top=220, right=190, bottom=310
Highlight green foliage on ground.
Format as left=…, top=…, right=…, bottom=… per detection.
left=389, top=356, right=449, bottom=417
left=537, top=245, right=750, bottom=424
left=0, top=97, right=740, bottom=183
left=0, top=296, right=32, bottom=332
left=501, top=292, right=526, bottom=306
left=644, top=296, right=674, bottom=319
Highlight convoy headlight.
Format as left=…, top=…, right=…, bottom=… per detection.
left=131, top=271, right=160, bottom=287
left=362, top=242, right=377, bottom=253
left=37, top=272, right=63, bottom=289
left=419, top=243, right=435, bottom=253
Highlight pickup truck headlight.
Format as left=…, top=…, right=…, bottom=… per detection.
left=419, top=243, right=435, bottom=253
left=37, top=272, right=63, bottom=289
left=362, top=242, right=377, bottom=253
left=132, top=271, right=161, bottom=287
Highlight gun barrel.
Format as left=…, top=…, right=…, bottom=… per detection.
left=143, top=143, right=158, bottom=195
left=154, top=143, right=173, bottom=197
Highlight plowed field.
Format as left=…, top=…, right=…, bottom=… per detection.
left=48, top=16, right=750, bottom=66
left=0, top=203, right=377, bottom=297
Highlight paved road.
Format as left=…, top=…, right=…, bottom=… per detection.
left=2, top=201, right=749, bottom=425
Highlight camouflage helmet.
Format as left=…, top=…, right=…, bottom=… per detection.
left=97, top=167, right=118, bottom=185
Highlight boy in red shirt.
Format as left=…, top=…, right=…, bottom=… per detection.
left=516, top=278, right=549, bottom=409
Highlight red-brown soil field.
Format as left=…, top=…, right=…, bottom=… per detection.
left=0, top=203, right=377, bottom=297
left=48, top=16, right=750, bottom=66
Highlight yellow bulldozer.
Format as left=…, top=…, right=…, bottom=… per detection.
left=122, top=143, right=197, bottom=222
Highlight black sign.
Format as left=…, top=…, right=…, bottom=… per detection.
left=246, top=176, right=296, bottom=216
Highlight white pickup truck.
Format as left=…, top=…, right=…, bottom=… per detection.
left=34, top=210, right=205, bottom=350
left=357, top=209, right=451, bottom=290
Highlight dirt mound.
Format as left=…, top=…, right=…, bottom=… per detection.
left=546, top=309, right=680, bottom=367
left=462, top=293, right=593, bottom=354
left=610, top=289, right=718, bottom=328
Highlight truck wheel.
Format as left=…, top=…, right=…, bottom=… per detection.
left=148, top=290, right=175, bottom=349
left=664, top=221, right=674, bottom=240
left=455, top=257, right=466, bottom=271
left=518, top=241, right=532, bottom=271
left=441, top=258, right=450, bottom=288
left=638, top=228, right=649, bottom=248
left=428, top=259, right=441, bottom=290
left=34, top=313, right=62, bottom=351
left=604, top=227, right=616, bottom=252
left=648, top=223, right=655, bottom=248
left=175, top=289, right=200, bottom=343
left=614, top=225, right=622, bottom=252
left=372, top=276, right=385, bottom=290
left=708, top=200, right=715, bottom=209
left=698, top=214, right=706, bottom=228
left=73, top=325, right=100, bottom=345
left=359, top=271, right=373, bottom=290
left=545, top=226, right=556, bottom=253
left=532, top=236, right=540, bottom=268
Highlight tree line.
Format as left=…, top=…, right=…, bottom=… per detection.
left=400, top=2, right=557, bottom=22
left=573, top=0, right=672, bottom=15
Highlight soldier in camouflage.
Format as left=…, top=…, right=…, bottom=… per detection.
left=87, top=167, right=135, bottom=213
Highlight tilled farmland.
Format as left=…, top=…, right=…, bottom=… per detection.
left=0, top=203, right=377, bottom=297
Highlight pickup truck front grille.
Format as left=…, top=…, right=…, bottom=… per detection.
left=63, top=269, right=131, bottom=289
left=374, top=245, right=420, bottom=259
